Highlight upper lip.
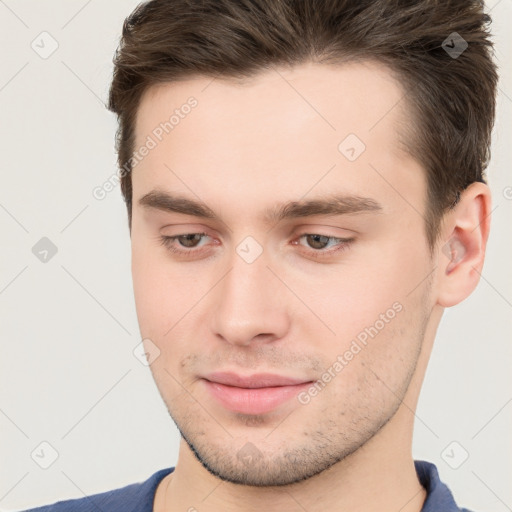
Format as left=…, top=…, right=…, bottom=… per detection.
left=203, top=372, right=312, bottom=388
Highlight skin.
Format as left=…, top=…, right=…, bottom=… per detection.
left=128, top=60, right=491, bottom=512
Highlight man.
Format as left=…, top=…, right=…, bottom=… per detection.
left=21, top=0, right=498, bottom=511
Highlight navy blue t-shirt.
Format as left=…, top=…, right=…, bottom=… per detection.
left=18, top=460, right=474, bottom=512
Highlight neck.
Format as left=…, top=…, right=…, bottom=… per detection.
left=155, top=403, right=426, bottom=512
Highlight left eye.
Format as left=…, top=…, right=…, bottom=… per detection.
left=295, top=234, right=345, bottom=251
left=159, top=232, right=354, bottom=259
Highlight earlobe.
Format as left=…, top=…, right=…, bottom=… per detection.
left=436, top=182, right=492, bottom=308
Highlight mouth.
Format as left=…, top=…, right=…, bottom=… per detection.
left=201, top=372, right=313, bottom=415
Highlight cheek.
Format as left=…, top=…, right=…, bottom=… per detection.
left=296, top=240, right=429, bottom=358
left=131, top=231, right=173, bottom=335
left=131, top=231, right=209, bottom=342
left=303, top=300, right=424, bottom=418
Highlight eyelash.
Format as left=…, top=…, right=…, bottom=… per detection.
left=158, top=232, right=354, bottom=260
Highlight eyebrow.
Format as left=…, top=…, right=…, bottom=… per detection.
left=138, top=190, right=383, bottom=226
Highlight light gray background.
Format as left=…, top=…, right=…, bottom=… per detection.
left=1, top=1, right=511, bottom=511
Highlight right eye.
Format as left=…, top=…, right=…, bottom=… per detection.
left=159, top=232, right=213, bottom=255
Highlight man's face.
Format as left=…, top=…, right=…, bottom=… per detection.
left=130, top=61, right=436, bottom=486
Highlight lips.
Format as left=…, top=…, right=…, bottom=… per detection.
left=204, top=371, right=310, bottom=388
left=201, top=371, right=313, bottom=415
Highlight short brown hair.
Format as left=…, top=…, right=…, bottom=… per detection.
left=108, top=0, right=498, bottom=250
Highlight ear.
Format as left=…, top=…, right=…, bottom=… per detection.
left=436, top=182, right=492, bottom=308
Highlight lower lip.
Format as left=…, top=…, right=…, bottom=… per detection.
left=202, top=379, right=312, bottom=415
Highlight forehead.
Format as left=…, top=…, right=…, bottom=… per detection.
left=132, top=60, right=423, bottom=221
left=135, top=59, right=409, bottom=148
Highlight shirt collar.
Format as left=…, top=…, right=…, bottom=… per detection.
left=415, top=460, right=468, bottom=512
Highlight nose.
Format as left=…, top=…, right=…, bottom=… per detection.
left=209, top=248, right=290, bottom=347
